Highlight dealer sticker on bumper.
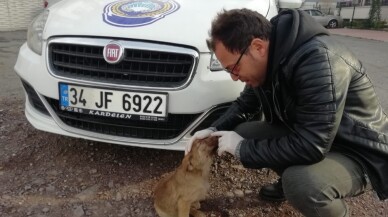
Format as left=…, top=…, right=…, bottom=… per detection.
left=59, top=83, right=168, bottom=121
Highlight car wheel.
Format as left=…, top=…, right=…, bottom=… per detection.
left=328, top=20, right=338, bottom=28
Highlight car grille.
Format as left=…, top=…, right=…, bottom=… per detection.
left=46, top=97, right=201, bottom=140
left=21, top=80, right=49, bottom=115
left=49, top=42, right=195, bottom=88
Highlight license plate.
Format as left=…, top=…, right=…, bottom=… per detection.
left=59, top=83, right=168, bottom=121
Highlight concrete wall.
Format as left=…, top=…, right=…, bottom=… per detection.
left=337, top=6, right=388, bottom=20
left=302, top=1, right=388, bottom=21
left=0, top=0, right=43, bottom=31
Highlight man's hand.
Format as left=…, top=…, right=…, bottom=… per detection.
left=211, top=131, right=244, bottom=156
left=185, top=128, right=215, bottom=155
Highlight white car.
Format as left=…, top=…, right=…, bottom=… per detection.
left=15, top=0, right=302, bottom=151
left=303, top=9, right=343, bottom=28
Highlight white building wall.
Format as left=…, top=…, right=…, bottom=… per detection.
left=302, top=0, right=388, bottom=21
left=0, top=0, right=42, bottom=31
left=338, top=6, right=388, bottom=20
left=383, top=6, right=388, bottom=20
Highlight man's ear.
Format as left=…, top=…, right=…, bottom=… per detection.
left=251, top=38, right=269, bottom=57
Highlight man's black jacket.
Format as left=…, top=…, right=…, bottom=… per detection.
left=211, top=9, right=388, bottom=200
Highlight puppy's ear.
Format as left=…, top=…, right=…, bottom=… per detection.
left=187, top=155, right=194, bottom=171
left=209, top=136, right=219, bottom=146
left=205, top=136, right=219, bottom=154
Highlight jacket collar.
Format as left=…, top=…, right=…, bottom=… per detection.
left=267, top=9, right=329, bottom=82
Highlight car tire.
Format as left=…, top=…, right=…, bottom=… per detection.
left=328, top=20, right=338, bottom=28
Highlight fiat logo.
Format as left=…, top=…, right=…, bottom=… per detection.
left=103, top=41, right=124, bottom=64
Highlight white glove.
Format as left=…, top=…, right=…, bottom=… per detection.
left=211, top=131, right=244, bottom=156
left=185, top=128, right=216, bottom=155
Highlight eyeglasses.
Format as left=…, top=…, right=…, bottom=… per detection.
left=225, top=46, right=249, bottom=76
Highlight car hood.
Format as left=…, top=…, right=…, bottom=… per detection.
left=44, top=0, right=271, bottom=52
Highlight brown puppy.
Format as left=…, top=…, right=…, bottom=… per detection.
left=154, top=136, right=218, bottom=217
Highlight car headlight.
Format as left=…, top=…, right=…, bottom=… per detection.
left=209, top=52, right=224, bottom=71
left=27, top=10, right=49, bottom=55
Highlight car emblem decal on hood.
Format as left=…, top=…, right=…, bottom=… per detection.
left=103, top=41, right=125, bottom=64
left=103, top=0, right=180, bottom=27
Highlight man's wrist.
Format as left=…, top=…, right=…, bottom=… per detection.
left=208, top=127, right=217, bottom=132
left=234, top=140, right=244, bottom=160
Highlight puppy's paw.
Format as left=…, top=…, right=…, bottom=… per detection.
left=190, top=209, right=206, bottom=217
left=191, top=201, right=201, bottom=209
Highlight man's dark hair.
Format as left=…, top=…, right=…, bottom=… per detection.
left=206, top=8, right=272, bottom=53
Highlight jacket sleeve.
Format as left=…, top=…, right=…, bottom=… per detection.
left=240, top=42, right=350, bottom=169
left=211, top=85, right=262, bottom=131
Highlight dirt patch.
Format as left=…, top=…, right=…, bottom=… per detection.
left=0, top=97, right=387, bottom=217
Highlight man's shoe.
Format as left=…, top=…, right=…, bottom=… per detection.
left=259, top=179, right=286, bottom=202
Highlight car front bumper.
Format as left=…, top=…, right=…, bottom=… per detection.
left=15, top=40, right=244, bottom=150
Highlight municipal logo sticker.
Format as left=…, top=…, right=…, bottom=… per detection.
left=103, top=0, right=180, bottom=27
left=103, top=41, right=125, bottom=64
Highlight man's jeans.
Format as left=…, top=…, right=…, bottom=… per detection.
left=234, top=121, right=372, bottom=217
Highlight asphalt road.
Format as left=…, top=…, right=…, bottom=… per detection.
left=331, top=34, right=388, bottom=110
left=0, top=30, right=26, bottom=99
